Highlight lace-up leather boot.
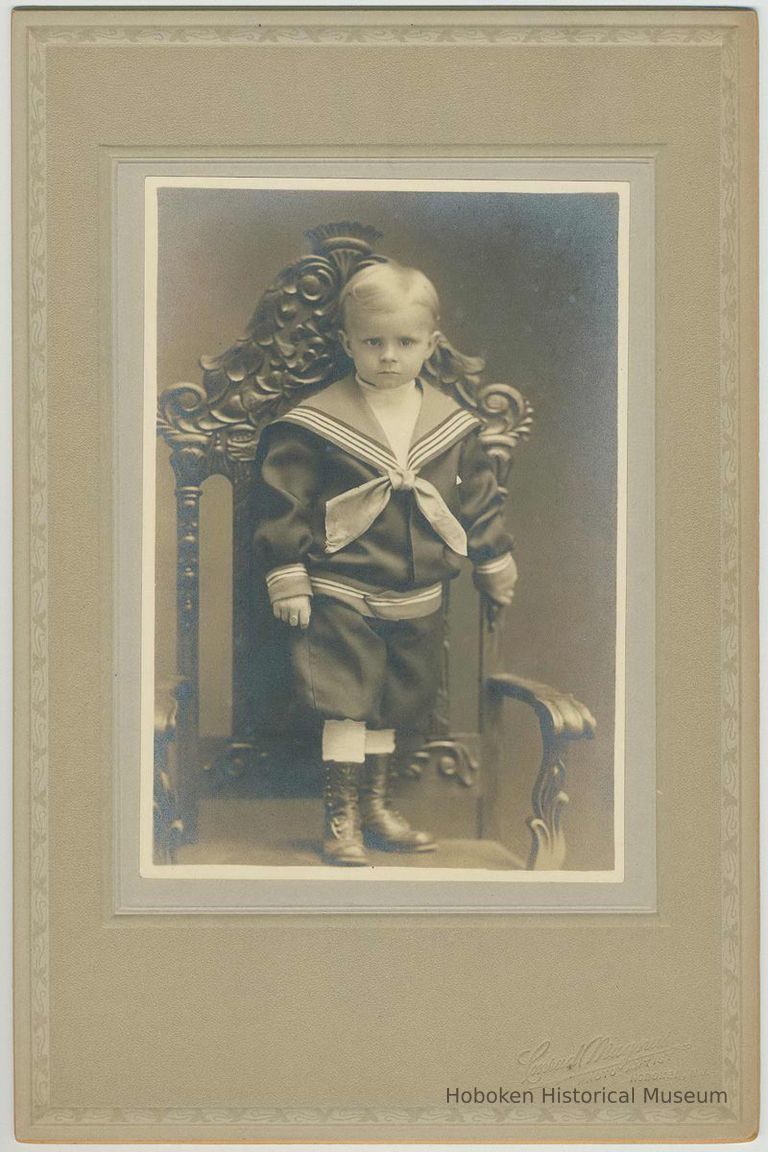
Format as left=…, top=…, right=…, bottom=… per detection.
left=360, top=755, right=437, bottom=852
left=322, top=762, right=368, bottom=866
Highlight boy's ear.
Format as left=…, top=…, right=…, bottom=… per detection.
left=338, top=328, right=352, bottom=356
left=426, top=330, right=441, bottom=358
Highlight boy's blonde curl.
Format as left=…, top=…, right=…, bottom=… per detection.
left=340, top=261, right=440, bottom=325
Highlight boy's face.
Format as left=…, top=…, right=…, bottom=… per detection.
left=340, top=301, right=439, bottom=390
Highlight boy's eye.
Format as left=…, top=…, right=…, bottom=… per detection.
left=400, top=338, right=415, bottom=347
left=364, top=338, right=381, bottom=346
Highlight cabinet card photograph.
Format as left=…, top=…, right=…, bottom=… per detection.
left=113, top=166, right=656, bottom=911
left=13, top=8, right=757, bottom=1145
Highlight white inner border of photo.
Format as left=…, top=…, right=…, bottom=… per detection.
left=138, top=175, right=629, bottom=884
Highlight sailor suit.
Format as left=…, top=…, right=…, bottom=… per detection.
left=253, top=374, right=515, bottom=737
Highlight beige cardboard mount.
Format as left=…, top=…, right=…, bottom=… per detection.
left=12, top=7, right=758, bottom=1144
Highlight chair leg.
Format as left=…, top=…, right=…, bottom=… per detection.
left=527, top=737, right=570, bottom=870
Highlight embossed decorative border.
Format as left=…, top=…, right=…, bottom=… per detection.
left=19, top=14, right=745, bottom=1136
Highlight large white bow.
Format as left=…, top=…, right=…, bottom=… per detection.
left=324, top=467, right=467, bottom=556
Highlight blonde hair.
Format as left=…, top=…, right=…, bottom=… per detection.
left=339, top=260, right=439, bottom=325
left=338, top=258, right=486, bottom=389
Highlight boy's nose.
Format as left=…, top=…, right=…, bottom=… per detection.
left=380, top=347, right=397, bottom=362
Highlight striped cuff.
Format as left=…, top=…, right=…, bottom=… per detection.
left=265, top=564, right=313, bottom=605
left=474, top=552, right=515, bottom=576
left=473, top=552, right=517, bottom=600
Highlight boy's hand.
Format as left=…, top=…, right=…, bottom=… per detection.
left=487, top=588, right=515, bottom=607
left=473, top=555, right=518, bottom=605
left=273, top=594, right=312, bottom=628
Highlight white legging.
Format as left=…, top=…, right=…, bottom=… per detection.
left=321, top=720, right=396, bottom=763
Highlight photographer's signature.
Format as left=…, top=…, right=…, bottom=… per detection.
left=516, top=1034, right=691, bottom=1087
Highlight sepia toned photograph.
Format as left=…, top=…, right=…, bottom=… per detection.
left=145, top=175, right=634, bottom=887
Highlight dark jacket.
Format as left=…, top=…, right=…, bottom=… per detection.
left=254, top=375, right=514, bottom=611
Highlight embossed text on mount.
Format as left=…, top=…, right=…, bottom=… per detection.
left=515, top=1035, right=691, bottom=1087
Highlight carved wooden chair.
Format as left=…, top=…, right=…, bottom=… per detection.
left=156, top=222, right=596, bottom=869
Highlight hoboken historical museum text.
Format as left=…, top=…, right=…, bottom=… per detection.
left=446, top=1086, right=728, bottom=1106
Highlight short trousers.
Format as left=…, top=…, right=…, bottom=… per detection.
left=288, top=595, right=445, bottom=732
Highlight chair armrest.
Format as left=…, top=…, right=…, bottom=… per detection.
left=484, top=674, right=596, bottom=869
left=486, top=674, right=596, bottom=740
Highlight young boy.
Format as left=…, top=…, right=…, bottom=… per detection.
left=254, top=261, right=517, bottom=865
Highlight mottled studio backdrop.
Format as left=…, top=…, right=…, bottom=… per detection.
left=155, top=188, right=619, bottom=869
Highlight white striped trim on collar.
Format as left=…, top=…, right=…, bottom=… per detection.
left=278, top=406, right=397, bottom=474
left=278, top=401, right=480, bottom=476
left=408, top=410, right=481, bottom=471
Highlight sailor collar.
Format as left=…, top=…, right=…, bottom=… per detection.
left=275, top=374, right=481, bottom=476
